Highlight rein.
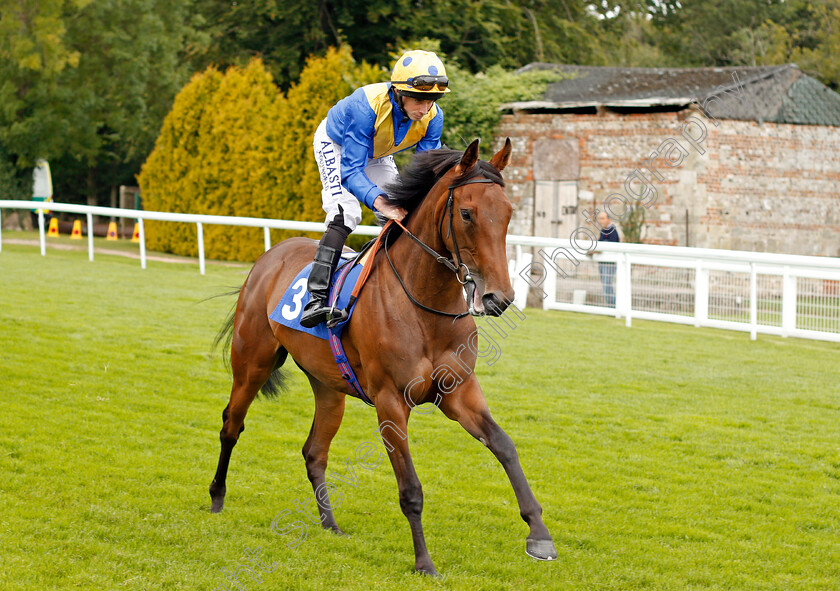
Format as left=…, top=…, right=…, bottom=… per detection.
left=384, top=177, right=496, bottom=319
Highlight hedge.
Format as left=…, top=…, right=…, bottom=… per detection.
left=138, top=48, right=380, bottom=261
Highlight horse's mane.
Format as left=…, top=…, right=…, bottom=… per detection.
left=382, top=148, right=505, bottom=214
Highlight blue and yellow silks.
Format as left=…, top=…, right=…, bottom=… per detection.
left=325, top=83, right=443, bottom=209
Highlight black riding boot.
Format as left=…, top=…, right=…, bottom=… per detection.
left=299, top=217, right=351, bottom=328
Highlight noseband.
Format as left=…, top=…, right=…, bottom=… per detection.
left=384, top=176, right=497, bottom=319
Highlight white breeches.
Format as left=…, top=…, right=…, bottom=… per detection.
left=313, top=118, right=398, bottom=230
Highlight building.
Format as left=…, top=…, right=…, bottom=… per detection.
left=498, top=64, right=840, bottom=257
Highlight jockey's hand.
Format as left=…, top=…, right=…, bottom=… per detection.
left=373, top=195, right=407, bottom=222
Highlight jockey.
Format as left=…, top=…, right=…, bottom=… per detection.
left=300, top=49, right=450, bottom=328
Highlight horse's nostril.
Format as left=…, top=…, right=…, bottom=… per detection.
left=482, top=293, right=509, bottom=316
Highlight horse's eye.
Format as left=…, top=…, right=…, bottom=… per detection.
left=460, top=209, right=473, bottom=223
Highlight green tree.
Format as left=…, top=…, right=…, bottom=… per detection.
left=193, top=0, right=633, bottom=82
left=645, top=0, right=790, bottom=66
left=0, top=146, right=27, bottom=202
left=0, top=0, right=203, bottom=206
left=0, top=0, right=89, bottom=166
left=193, top=0, right=405, bottom=89
left=0, top=0, right=86, bottom=74
left=593, top=5, right=676, bottom=67
left=619, top=202, right=646, bottom=243
left=787, top=0, right=840, bottom=89
left=750, top=0, right=840, bottom=89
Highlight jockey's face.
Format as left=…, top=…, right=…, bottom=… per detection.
left=402, top=96, right=435, bottom=121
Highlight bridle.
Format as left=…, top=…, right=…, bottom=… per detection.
left=383, top=176, right=497, bottom=319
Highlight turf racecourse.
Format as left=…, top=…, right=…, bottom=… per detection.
left=1, top=242, right=838, bottom=591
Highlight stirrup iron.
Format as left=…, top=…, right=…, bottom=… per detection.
left=325, top=307, right=349, bottom=329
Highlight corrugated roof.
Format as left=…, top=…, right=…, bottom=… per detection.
left=503, top=63, right=840, bottom=126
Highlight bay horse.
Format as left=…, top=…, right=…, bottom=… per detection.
left=209, top=139, right=557, bottom=575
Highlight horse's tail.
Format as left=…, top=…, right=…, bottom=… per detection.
left=259, top=361, right=288, bottom=400
left=212, top=287, right=288, bottom=400
left=212, top=288, right=240, bottom=366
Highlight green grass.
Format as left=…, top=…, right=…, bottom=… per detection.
left=1, top=243, right=838, bottom=591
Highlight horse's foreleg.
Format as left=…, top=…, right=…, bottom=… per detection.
left=209, top=336, right=281, bottom=513
left=302, top=377, right=346, bottom=533
left=439, top=377, right=557, bottom=561
left=375, top=398, right=438, bottom=576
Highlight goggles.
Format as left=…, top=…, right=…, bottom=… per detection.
left=392, top=75, right=449, bottom=92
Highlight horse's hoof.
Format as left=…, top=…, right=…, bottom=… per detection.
left=416, top=565, right=441, bottom=578
left=526, top=538, right=557, bottom=561
left=327, top=525, right=347, bottom=536
left=209, top=485, right=226, bottom=513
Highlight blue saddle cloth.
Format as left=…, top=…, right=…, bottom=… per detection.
left=269, top=259, right=363, bottom=340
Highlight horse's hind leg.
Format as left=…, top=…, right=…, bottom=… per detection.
left=301, top=376, right=346, bottom=533
left=209, top=335, right=285, bottom=513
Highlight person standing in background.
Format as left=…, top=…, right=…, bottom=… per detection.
left=596, top=211, right=620, bottom=307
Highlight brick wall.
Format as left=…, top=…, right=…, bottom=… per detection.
left=496, top=106, right=840, bottom=257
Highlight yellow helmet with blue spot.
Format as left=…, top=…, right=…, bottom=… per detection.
left=391, top=50, right=450, bottom=100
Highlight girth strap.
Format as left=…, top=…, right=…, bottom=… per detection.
left=327, top=328, right=374, bottom=406
left=325, top=238, right=385, bottom=407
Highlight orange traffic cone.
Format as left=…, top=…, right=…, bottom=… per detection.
left=47, top=217, right=60, bottom=237
left=106, top=221, right=118, bottom=240
left=70, top=219, right=83, bottom=239
left=131, top=222, right=140, bottom=243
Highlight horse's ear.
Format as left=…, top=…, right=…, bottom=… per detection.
left=455, top=139, right=480, bottom=174
left=489, top=137, right=512, bottom=172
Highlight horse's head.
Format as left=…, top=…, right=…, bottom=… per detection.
left=437, top=138, right=515, bottom=317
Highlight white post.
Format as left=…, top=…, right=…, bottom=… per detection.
left=196, top=221, right=205, bottom=275
left=614, top=253, right=626, bottom=319
left=749, top=262, right=757, bottom=341
left=624, top=254, right=633, bottom=327
left=512, top=245, right=530, bottom=310
left=86, top=212, right=94, bottom=261
left=781, top=268, right=796, bottom=337
left=542, top=252, right=557, bottom=310
left=694, top=261, right=708, bottom=327
left=264, top=227, right=271, bottom=252
left=138, top=218, right=146, bottom=270
left=38, top=210, right=46, bottom=256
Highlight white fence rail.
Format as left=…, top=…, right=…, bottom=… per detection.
left=0, top=200, right=380, bottom=274
left=3, top=200, right=840, bottom=343
left=507, top=237, right=840, bottom=343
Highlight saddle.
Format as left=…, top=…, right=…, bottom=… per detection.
left=269, top=226, right=394, bottom=406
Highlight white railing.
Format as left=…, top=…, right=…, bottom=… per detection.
left=3, top=200, right=840, bottom=342
left=507, top=237, right=840, bottom=343
left=0, top=200, right=381, bottom=275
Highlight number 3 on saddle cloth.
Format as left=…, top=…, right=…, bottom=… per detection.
left=269, top=244, right=380, bottom=407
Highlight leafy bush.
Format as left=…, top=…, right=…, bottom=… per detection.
left=619, top=202, right=647, bottom=243
left=138, top=48, right=380, bottom=261
left=0, top=149, right=27, bottom=201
